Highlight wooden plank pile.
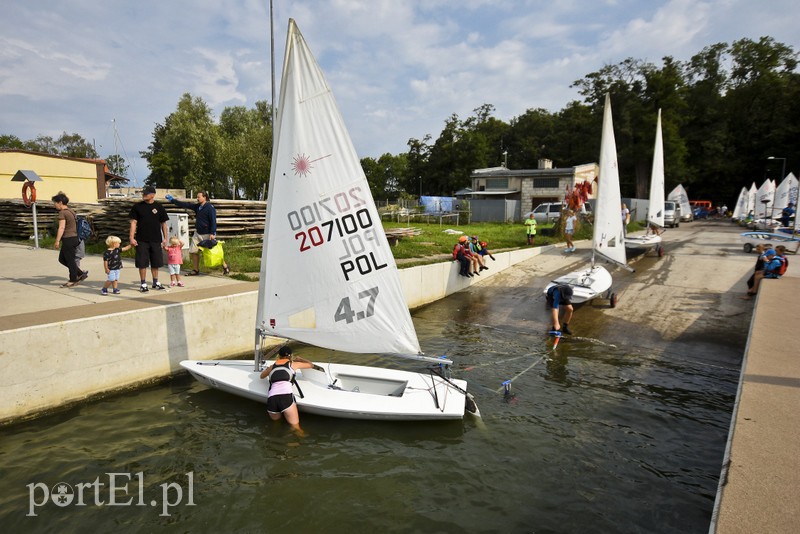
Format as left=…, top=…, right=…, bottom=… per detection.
left=0, top=198, right=267, bottom=241
left=384, top=227, right=422, bottom=246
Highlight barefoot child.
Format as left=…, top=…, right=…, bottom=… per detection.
left=102, top=236, right=132, bottom=295
left=167, top=236, right=185, bottom=287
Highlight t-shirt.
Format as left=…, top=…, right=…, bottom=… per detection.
left=565, top=215, right=577, bottom=232
left=167, top=245, right=183, bottom=265
left=59, top=209, right=77, bottom=238
left=129, top=201, right=169, bottom=242
left=524, top=217, right=537, bottom=235
left=103, top=248, right=123, bottom=270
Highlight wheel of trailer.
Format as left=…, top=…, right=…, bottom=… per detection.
left=743, top=243, right=753, bottom=253
left=658, top=245, right=665, bottom=257
left=610, top=293, right=618, bottom=308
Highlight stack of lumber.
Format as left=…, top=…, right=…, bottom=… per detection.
left=0, top=198, right=267, bottom=241
left=384, top=227, right=422, bottom=246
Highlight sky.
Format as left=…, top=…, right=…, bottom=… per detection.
left=1, top=0, right=798, bottom=186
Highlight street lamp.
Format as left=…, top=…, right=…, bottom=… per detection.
left=767, top=156, right=786, bottom=181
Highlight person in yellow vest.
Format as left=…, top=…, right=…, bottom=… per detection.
left=524, top=214, right=537, bottom=245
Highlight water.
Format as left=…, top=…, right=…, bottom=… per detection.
left=0, top=287, right=741, bottom=533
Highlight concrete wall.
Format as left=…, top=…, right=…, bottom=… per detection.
left=1, top=246, right=549, bottom=424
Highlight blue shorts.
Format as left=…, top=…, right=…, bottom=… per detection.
left=107, top=269, right=121, bottom=282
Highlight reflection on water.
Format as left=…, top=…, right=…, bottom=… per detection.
left=0, top=289, right=740, bottom=533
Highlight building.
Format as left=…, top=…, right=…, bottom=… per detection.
left=468, top=159, right=598, bottom=222
left=0, top=149, right=127, bottom=204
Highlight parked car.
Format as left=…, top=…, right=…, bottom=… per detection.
left=664, top=201, right=680, bottom=227
left=528, top=202, right=591, bottom=224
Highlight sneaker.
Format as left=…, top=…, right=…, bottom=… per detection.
left=170, top=281, right=177, bottom=287
left=140, top=283, right=149, bottom=293
left=562, top=324, right=573, bottom=335
left=153, top=282, right=166, bottom=290
left=480, top=266, right=489, bottom=271
left=177, top=281, right=184, bottom=287
left=112, top=289, right=121, bottom=294
left=101, top=288, right=108, bottom=296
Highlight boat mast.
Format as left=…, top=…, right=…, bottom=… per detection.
left=255, top=1, right=277, bottom=371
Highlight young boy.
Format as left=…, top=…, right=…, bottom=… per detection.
left=102, top=236, right=132, bottom=295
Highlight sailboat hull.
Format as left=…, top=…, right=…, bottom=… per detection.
left=544, top=265, right=613, bottom=304
left=624, top=234, right=662, bottom=249
left=180, top=360, right=469, bottom=421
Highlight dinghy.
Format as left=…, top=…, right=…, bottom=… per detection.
left=544, top=94, right=632, bottom=308
left=181, top=19, right=478, bottom=421
left=625, top=109, right=665, bottom=256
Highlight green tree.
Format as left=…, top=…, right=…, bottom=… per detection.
left=141, top=93, right=222, bottom=196
left=105, top=154, right=128, bottom=177
left=218, top=100, right=272, bottom=199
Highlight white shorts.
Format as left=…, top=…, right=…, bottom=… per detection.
left=168, top=264, right=182, bottom=275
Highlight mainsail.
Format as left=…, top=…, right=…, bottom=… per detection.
left=255, top=19, right=420, bottom=356
left=592, top=94, right=627, bottom=267
left=646, top=109, right=665, bottom=229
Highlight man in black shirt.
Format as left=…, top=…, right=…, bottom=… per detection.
left=129, top=186, right=169, bottom=292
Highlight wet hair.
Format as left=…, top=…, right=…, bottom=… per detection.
left=106, top=235, right=122, bottom=247
left=51, top=192, right=69, bottom=204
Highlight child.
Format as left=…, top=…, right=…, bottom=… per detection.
left=102, top=236, right=132, bottom=295
left=478, top=240, right=496, bottom=261
left=167, top=236, right=185, bottom=287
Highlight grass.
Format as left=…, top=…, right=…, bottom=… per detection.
left=27, top=217, right=639, bottom=280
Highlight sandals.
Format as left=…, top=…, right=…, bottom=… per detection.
left=61, top=281, right=78, bottom=288
left=223, top=266, right=231, bottom=276
left=187, top=270, right=200, bottom=276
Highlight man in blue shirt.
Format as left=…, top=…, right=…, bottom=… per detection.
left=166, top=191, right=230, bottom=275
left=780, top=203, right=795, bottom=228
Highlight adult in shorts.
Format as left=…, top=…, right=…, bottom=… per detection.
left=546, top=284, right=574, bottom=335
left=165, top=191, right=230, bottom=275
left=129, top=186, right=169, bottom=292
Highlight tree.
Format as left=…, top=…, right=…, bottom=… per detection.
left=141, top=93, right=223, bottom=196
left=105, top=154, right=129, bottom=177
left=218, top=100, right=272, bottom=199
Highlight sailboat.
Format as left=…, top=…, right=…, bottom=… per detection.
left=625, top=109, right=665, bottom=257
left=544, top=93, right=632, bottom=308
left=180, top=20, right=478, bottom=421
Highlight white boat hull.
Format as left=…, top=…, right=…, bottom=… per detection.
left=544, top=264, right=614, bottom=304
left=180, top=360, right=470, bottom=421
left=739, top=231, right=800, bottom=253
left=624, top=234, right=664, bottom=256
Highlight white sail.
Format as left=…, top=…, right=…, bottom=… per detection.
left=747, top=183, right=757, bottom=216
left=754, top=179, right=775, bottom=219
left=667, top=184, right=691, bottom=220
left=773, top=173, right=798, bottom=213
left=732, top=187, right=748, bottom=220
left=255, top=19, right=420, bottom=356
left=593, top=93, right=627, bottom=267
left=646, top=109, right=665, bottom=229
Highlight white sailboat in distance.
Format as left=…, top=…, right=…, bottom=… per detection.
left=625, top=108, right=665, bottom=257
left=181, top=19, right=479, bottom=421
left=544, top=93, right=633, bottom=308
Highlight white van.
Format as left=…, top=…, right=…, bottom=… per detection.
left=664, top=201, right=680, bottom=227
left=530, top=202, right=591, bottom=224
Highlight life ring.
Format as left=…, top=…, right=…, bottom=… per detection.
left=22, top=181, right=37, bottom=208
